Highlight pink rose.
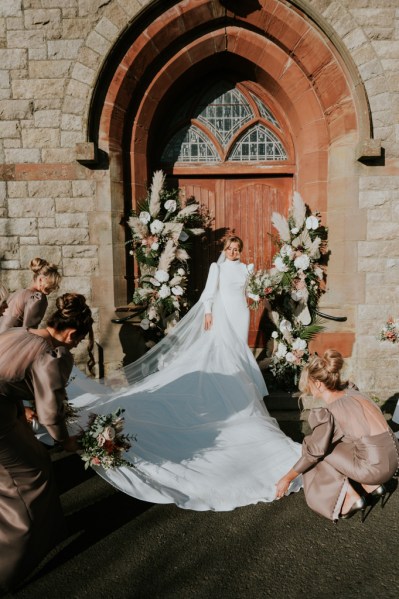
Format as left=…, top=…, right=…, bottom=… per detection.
left=97, top=433, right=106, bottom=446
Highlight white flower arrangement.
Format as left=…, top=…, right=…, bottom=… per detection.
left=128, top=170, right=212, bottom=336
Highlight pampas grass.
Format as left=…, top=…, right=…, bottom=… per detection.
left=149, top=170, right=165, bottom=218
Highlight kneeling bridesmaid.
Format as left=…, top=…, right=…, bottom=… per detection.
left=275, top=349, right=399, bottom=522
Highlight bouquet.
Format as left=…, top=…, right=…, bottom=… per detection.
left=247, top=268, right=276, bottom=310
left=77, top=408, right=135, bottom=470
left=378, top=317, right=399, bottom=343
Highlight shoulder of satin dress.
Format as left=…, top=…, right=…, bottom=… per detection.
left=308, top=406, right=333, bottom=427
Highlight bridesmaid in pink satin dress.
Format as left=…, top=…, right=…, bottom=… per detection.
left=0, top=293, right=94, bottom=592
left=275, top=350, right=399, bottom=522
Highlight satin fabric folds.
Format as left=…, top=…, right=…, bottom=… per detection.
left=69, top=260, right=302, bottom=511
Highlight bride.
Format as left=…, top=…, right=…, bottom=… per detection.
left=70, top=235, right=302, bottom=511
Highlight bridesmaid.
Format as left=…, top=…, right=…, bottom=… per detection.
left=275, top=350, right=399, bottom=522
left=0, top=293, right=94, bottom=592
left=0, top=257, right=61, bottom=333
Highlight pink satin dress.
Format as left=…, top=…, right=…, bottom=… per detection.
left=293, top=389, right=399, bottom=520
left=0, top=288, right=47, bottom=333
left=0, top=328, right=73, bottom=590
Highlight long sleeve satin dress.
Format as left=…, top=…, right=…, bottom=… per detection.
left=0, top=288, right=48, bottom=333
left=0, top=328, right=73, bottom=590
left=292, top=388, right=399, bottom=521
left=70, top=259, right=302, bottom=511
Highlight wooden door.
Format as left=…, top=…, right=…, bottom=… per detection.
left=171, top=176, right=293, bottom=346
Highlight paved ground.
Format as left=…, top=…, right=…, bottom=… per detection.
left=4, top=411, right=399, bottom=599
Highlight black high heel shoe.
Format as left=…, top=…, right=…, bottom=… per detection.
left=339, top=496, right=368, bottom=523
left=370, top=484, right=389, bottom=508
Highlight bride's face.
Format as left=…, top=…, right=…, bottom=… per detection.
left=225, top=242, right=241, bottom=261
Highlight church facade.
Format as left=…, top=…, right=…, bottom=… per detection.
left=0, top=0, right=398, bottom=398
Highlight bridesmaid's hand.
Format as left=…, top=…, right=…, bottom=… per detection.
left=204, top=313, right=213, bottom=331
left=275, top=476, right=291, bottom=499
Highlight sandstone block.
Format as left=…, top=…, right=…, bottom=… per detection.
left=39, top=228, right=89, bottom=245
left=0, top=49, right=26, bottom=69
left=0, top=217, right=36, bottom=236
left=343, top=27, right=368, bottom=51
left=71, top=180, right=96, bottom=197
left=62, top=257, right=98, bottom=276
left=61, top=113, right=82, bottom=131
left=0, top=70, right=10, bottom=88
left=0, top=259, right=19, bottom=269
left=29, top=60, right=71, bottom=79
left=0, top=100, right=33, bottom=121
left=122, top=0, right=147, bottom=17
left=28, top=181, right=70, bottom=199
left=62, top=245, right=97, bottom=259
left=71, top=62, right=95, bottom=86
left=24, top=8, right=61, bottom=29
left=7, top=30, right=46, bottom=50
left=56, top=213, right=88, bottom=228
left=372, top=40, right=399, bottom=59
left=38, top=217, right=56, bottom=228
left=4, top=148, right=40, bottom=163
left=0, top=181, right=6, bottom=201
left=62, top=95, right=86, bottom=115
left=95, top=17, right=119, bottom=42
left=21, top=127, right=59, bottom=148
left=20, top=245, right=61, bottom=265
left=358, top=58, right=383, bottom=80
left=28, top=48, right=47, bottom=61
left=34, top=110, right=61, bottom=128
left=0, top=120, right=19, bottom=138
left=42, top=148, right=76, bottom=163
left=58, top=275, right=91, bottom=296
left=19, top=236, right=38, bottom=245
left=12, top=79, right=64, bottom=100
left=367, top=220, right=399, bottom=240
left=8, top=197, right=54, bottom=218
left=61, top=130, right=84, bottom=147
left=0, top=1, right=22, bottom=18
left=85, top=30, right=111, bottom=55
left=56, top=198, right=95, bottom=213
left=48, top=40, right=83, bottom=60
left=0, top=90, right=11, bottom=100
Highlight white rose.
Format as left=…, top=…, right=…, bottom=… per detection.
left=129, top=250, right=134, bottom=255
left=159, top=284, right=171, bottom=299
left=291, top=289, right=305, bottom=301
left=285, top=352, right=296, bottom=363
left=291, top=227, right=299, bottom=234
left=274, top=256, right=289, bottom=272
left=177, top=268, right=185, bottom=276
left=276, top=342, right=288, bottom=358
left=306, top=215, right=319, bottom=230
left=314, top=266, right=323, bottom=280
left=279, top=319, right=292, bottom=334
left=97, top=433, right=106, bottom=447
left=155, top=269, right=169, bottom=283
left=171, top=285, right=184, bottom=296
left=147, top=306, right=159, bottom=320
left=151, top=242, right=159, bottom=251
left=294, top=254, right=310, bottom=271
left=292, top=338, right=307, bottom=351
left=103, top=426, right=115, bottom=441
left=280, top=245, right=294, bottom=259
left=164, top=199, right=177, bottom=212
left=150, top=219, right=164, bottom=234
left=271, top=331, right=279, bottom=339
left=150, top=277, right=161, bottom=287
left=139, top=211, right=151, bottom=224
left=140, top=318, right=150, bottom=330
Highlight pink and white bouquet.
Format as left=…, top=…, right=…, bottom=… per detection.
left=378, top=317, right=399, bottom=344
left=77, top=408, right=135, bottom=470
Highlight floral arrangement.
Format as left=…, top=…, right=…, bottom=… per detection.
left=128, top=170, right=211, bottom=336
left=249, top=192, right=328, bottom=389
left=77, top=408, right=134, bottom=470
left=378, top=317, right=399, bottom=343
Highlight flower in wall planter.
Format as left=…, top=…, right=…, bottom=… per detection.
left=128, top=170, right=212, bottom=337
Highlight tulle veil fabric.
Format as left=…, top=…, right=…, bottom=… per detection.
left=65, top=275, right=302, bottom=511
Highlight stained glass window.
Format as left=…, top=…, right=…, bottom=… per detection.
left=161, top=125, right=220, bottom=163
left=229, top=124, right=287, bottom=161
left=249, top=92, right=280, bottom=129
left=196, top=85, right=254, bottom=146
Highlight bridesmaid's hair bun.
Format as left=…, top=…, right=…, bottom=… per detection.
left=299, top=348, right=346, bottom=393
left=30, top=257, right=61, bottom=293
left=322, top=349, right=344, bottom=374
left=30, top=257, right=48, bottom=274
left=47, top=293, right=95, bottom=373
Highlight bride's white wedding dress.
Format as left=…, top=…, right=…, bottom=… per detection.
left=69, top=258, right=302, bottom=511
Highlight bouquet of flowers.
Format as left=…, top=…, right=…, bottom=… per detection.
left=128, top=170, right=212, bottom=335
left=247, top=268, right=276, bottom=310
left=77, top=408, right=135, bottom=470
left=378, top=317, right=399, bottom=343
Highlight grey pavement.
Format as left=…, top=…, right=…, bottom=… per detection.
left=6, top=411, right=399, bottom=599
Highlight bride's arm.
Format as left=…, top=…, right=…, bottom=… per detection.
left=199, top=263, right=219, bottom=330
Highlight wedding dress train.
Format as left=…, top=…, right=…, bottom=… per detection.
left=69, top=259, right=302, bottom=511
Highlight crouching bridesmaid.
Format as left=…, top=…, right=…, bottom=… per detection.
left=275, top=350, right=399, bottom=522
left=0, top=293, right=94, bottom=592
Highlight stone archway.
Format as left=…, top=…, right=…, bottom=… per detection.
left=88, top=0, right=375, bottom=359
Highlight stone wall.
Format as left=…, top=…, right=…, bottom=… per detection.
left=0, top=0, right=399, bottom=398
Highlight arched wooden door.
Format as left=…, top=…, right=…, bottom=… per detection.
left=154, top=79, right=295, bottom=347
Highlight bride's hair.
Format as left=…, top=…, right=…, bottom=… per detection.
left=223, top=235, right=243, bottom=252
left=47, top=293, right=95, bottom=373
left=299, top=349, right=347, bottom=393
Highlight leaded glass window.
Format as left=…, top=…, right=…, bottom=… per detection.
left=229, top=124, right=287, bottom=161
left=196, top=85, right=254, bottom=146
left=249, top=92, right=280, bottom=129
left=161, top=125, right=220, bottom=163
